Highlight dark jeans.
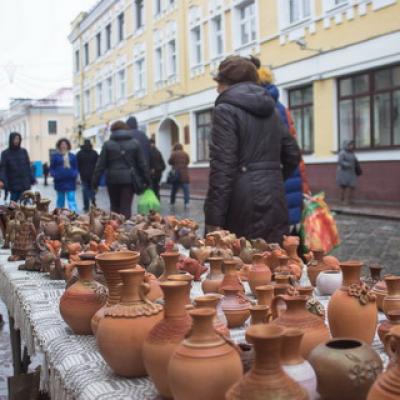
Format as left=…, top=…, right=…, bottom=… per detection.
left=10, top=191, right=23, bottom=202
left=82, top=182, right=96, bottom=211
left=170, top=183, right=190, bottom=205
left=151, top=173, right=162, bottom=199
left=107, top=184, right=134, bottom=219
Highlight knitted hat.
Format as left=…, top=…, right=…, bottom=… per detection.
left=214, top=56, right=259, bottom=86
left=258, top=67, right=274, bottom=84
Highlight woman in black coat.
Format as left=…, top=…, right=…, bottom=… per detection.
left=204, top=56, right=301, bottom=243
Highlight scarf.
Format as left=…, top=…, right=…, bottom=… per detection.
left=63, top=153, right=70, bottom=169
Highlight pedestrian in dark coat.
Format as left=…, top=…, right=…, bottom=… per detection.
left=92, top=121, right=151, bottom=219
left=77, top=139, right=99, bottom=212
left=43, top=163, right=50, bottom=186
left=149, top=138, right=166, bottom=199
left=336, top=140, right=358, bottom=204
left=168, top=143, right=190, bottom=207
left=126, top=116, right=151, bottom=166
left=50, top=139, right=78, bottom=212
left=0, top=132, right=35, bottom=202
left=204, top=56, right=301, bottom=243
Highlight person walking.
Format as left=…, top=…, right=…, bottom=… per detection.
left=92, top=121, right=150, bottom=219
left=0, top=132, right=35, bottom=202
left=77, top=139, right=99, bottom=212
left=149, top=138, right=166, bottom=199
left=204, top=56, right=301, bottom=243
left=168, top=143, right=190, bottom=208
left=43, top=162, right=50, bottom=186
left=336, top=140, right=359, bottom=205
left=126, top=116, right=151, bottom=166
left=50, top=139, right=78, bottom=212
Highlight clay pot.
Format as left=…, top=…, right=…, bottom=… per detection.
left=249, top=305, right=270, bottom=325
left=168, top=274, right=193, bottom=304
left=298, top=286, right=314, bottom=297
left=275, top=274, right=291, bottom=285
left=275, top=255, right=302, bottom=281
left=307, top=249, right=327, bottom=287
left=190, top=245, right=212, bottom=265
left=271, top=295, right=330, bottom=358
left=316, top=270, right=343, bottom=295
left=283, top=235, right=303, bottom=269
left=281, top=329, right=318, bottom=400
left=59, top=260, right=107, bottom=334
left=248, top=254, right=271, bottom=296
left=328, top=261, right=377, bottom=344
left=96, top=268, right=163, bottom=377
left=168, top=308, right=243, bottom=400
left=309, top=338, right=383, bottom=400
left=274, top=283, right=291, bottom=296
left=219, top=259, right=244, bottom=293
left=91, top=251, right=140, bottom=334
left=201, top=257, right=224, bottom=294
left=226, top=325, right=308, bottom=400
left=159, top=251, right=180, bottom=281
left=143, top=281, right=192, bottom=399
left=43, top=221, right=61, bottom=240
left=378, top=310, right=400, bottom=345
left=144, top=272, right=163, bottom=302
left=368, top=325, right=400, bottom=399
left=255, top=284, right=274, bottom=307
left=383, top=275, right=400, bottom=315
left=372, top=278, right=388, bottom=311
left=194, top=294, right=230, bottom=337
left=221, top=287, right=250, bottom=328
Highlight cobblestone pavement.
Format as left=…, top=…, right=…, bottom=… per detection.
left=0, top=181, right=399, bottom=398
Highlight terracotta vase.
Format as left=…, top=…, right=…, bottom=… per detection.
left=373, top=278, right=388, bottom=311
left=274, top=283, right=291, bottom=297
left=221, top=287, right=250, bottom=328
left=248, top=254, right=271, bottom=296
left=309, top=338, right=383, bottom=400
left=271, top=295, right=330, bottom=358
left=219, top=259, right=244, bottom=293
left=168, top=274, right=193, bottom=304
left=194, top=294, right=230, bottom=337
left=168, top=308, right=243, bottom=400
left=159, top=251, right=180, bottom=281
left=383, top=275, right=400, bottom=315
left=59, top=260, right=107, bottom=334
left=275, top=255, right=302, bottom=281
left=96, top=268, right=163, bottom=377
left=368, top=325, right=400, bottom=400
left=281, top=329, right=318, bottom=400
left=275, top=275, right=291, bottom=285
left=328, top=261, right=377, bottom=344
left=249, top=305, right=270, bottom=325
left=226, top=325, right=308, bottom=400
left=307, top=249, right=326, bottom=287
left=283, top=235, right=303, bottom=269
left=143, top=281, right=192, bottom=399
left=363, top=264, right=383, bottom=287
left=201, top=256, right=224, bottom=294
left=378, top=310, right=400, bottom=345
left=91, top=251, right=140, bottom=334
left=255, top=284, right=274, bottom=307
left=316, top=270, right=343, bottom=295
left=144, top=272, right=163, bottom=302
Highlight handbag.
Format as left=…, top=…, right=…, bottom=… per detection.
left=355, top=159, right=363, bottom=176
left=167, top=168, right=180, bottom=185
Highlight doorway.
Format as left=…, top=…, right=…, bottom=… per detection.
left=158, top=118, right=180, bottom=181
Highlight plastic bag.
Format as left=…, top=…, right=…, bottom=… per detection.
left=137, top=189, right=161, bottom=215
left=300, top=192, right=340, bottom=254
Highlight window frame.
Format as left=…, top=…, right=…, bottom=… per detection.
left=135, top=57, right=146, bottom=92
left=83, top=89, right=91, bottom=115
left=166, top=39, right=177, bottom=78
left=96, top=32, right=102, bottom=58
left=134, top=0, right=144, bottom=31
left=118, top=12, right=125, bottom=42
left=236, top=0, right=257, bottom=48
left=74, top=49, right=80, bottom=73
left=96, top=82, right=103, bottom=109
left=195, top=108, right=213, bottom=162
left=84, top=42, right=90, bottom=66
left=117, top=69, right=126, bottom=100
left=210, top=14, right=224, bottom=59
left=288, top=0, right=311, bottom=25
left=190, top=25, right=202, bottom=67
left=48, top=120, right=57, bottom=135
left=105, top=23, right=112, bottom=51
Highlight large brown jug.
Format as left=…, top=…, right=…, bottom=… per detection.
left=383, top=275, right=400, bottom=315
left=159, top=251, right=180, bottom=281
left=201, top=256, right=224, bottom=294
left=226, top=325, right=308, bottom=400
left=328, top=261, right=377, bottom=344
left=219, top=259, right=244, bottom=293
left=143, top=281, right=192, bottom=399
left=248, top=254, right=271, bottom=296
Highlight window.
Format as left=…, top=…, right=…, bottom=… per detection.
left=190, top=26, right=202, bottom=66
left=154, top=46, right=164, bottom=83
left=105, top=77, right=113, bottom=105
left=117, top=69, right=126, bottom=99
left=106, top=23, right=112, bottom=50
left=96, top=82, right=103, bottom=109
left=237, top=1, right=256, bottom=46
left=96, top=32, right=102, bottom=57
left=74, top=50, right=80, bottom=73
left=167, top=39, right=177, bottom=78
left=154, top=0, right=162, bottom=15
left=84, top=90, right=90, bottom=115
left=289, top=85, right=314, bottom=153
left=118, top=12, right=125, bottom=41
left=135, top=58, right=146, bottom=91
left=196, top=109, right=213, bottom=161
left=210, top=15, right=224, bottom=59
left=48, top=120, right=57, bottom=135
left=74, top=95, right=81, bottom=118
left=338, top=65, right=400, bottom=149
left=289, top=0, right=311, bottom=24
left=84, top=43, right=89, bottom=66
left=134, top=0, right=144, bottom=30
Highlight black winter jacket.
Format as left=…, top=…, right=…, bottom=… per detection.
left=127, top=117, right=151, bottom=165
left=0, top=133, right=34, bottom=192
left=92, top=130, right=150, bottom=189
left=77, top=146, right=99, bottom=183
left=204, top=82, right=301, bottom=243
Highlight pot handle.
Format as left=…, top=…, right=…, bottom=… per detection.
left=384, top=332, right=398, bottom=361
left=271, top=294, right=287, bottom=319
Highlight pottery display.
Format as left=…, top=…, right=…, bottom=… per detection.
left=281, top=328, right=318, bottom=400
left=248, top=254, right=271, bottom=296
left=168, top=274, right=193, bottom=304
left=221, top=287, right=251, bottom=328
left=143, top=281, right=192, bottom=399
left=372, top=278, right=388, bottom=311
left=219, top=259, right=244, bottom=293
left=283, top=235, right=303, bottom=270
left=271, top=295, right=330, bottom=357
left=59, top=260, right=107, bottom=334
left=378, top=310, right=400, bottom=345
left=255, top=284, right=274, bottom=307
left=249, top=305, right=270, bottom=325
left=328, top=261, right=377, bottom=344
left=307, top=249, right=327, bottom=287
left=273, top=283, right=291, bottom=297
left=316, top=270, right=343, bottom=295
left=309, top=338, right=383, bottom=400
left=159, top=251, right=180, bottom=281
left=275, top=255, right=302, bottom=281
left=226, top=325, right=308, bottom=400
left=168, top=308, right=243, bottom=400
left=96, top=268, right=163, bottom=377
left=201, top=256, right=224, bottom=294
left=383, top=275, right=400, bottom=315
left=368, top=325, right=400, bottom=399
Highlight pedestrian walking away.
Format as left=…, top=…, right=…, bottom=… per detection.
left=126, top=116, right=151, bottom=166
left=92, top=121, right=151, bottom=219
left=168, top=143, right=190, bottom=208
left=149, top=138, right=166, bottom=199
left=0, top=132, right=35, bottom=202
left=77, top=139, right=99, bottom=212
left=204, top=56, right=301, bottom=244
left=43, top=162, right=50, bottom=186
left=50, top=138, right=79, bottom=212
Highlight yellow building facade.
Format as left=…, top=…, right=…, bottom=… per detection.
left=69, top=0, right=400, bottom=202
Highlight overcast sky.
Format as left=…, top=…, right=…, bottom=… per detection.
left=0, top=0, right=96, bottom=109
